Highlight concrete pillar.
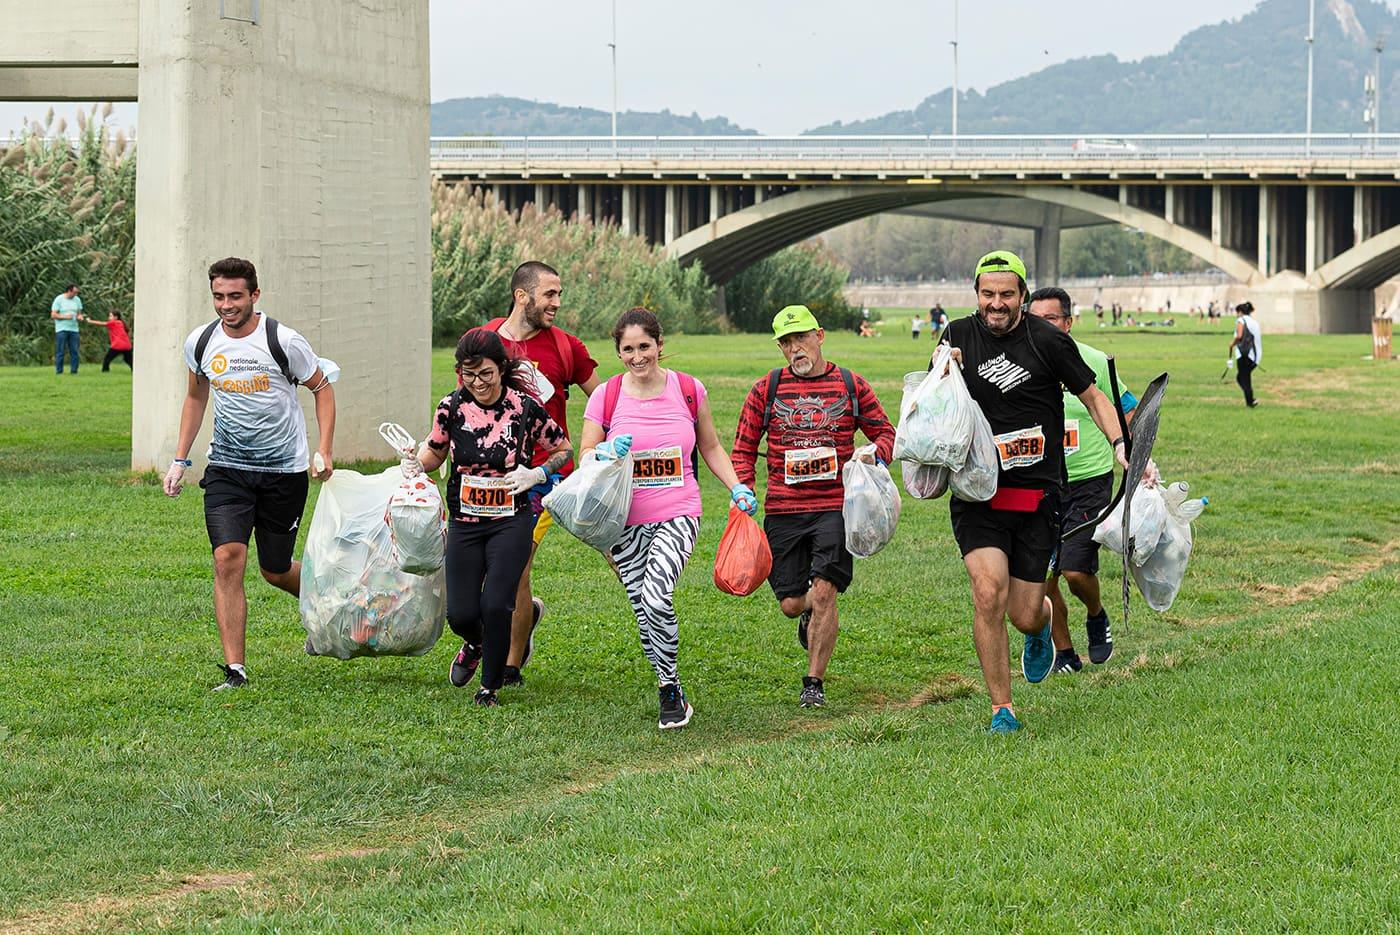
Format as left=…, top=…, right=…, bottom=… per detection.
left=1034, top=205, right=1063, bottom=288
left=491, top=183, right=503, bottom=207
left=1258, top=185, right=1272, bottom=276
left=621, top=184, right=634, bottom=236
left=754, top=184, right=766, bottom=204
left=131, top=0, right=431, bottom=471
left=577, top=183, right=591, bottom=221
left=709, top=185, right=719, bottom=223
left=1164, top=185, right=1176, bottom=224
left=1211, top=184, right=1223, bottom=246
left=1305, top=185, right=1318, bottom=273
left=665, top=184, right=677, bottom=246
left=1354, top=185, right=1370, bottom=244
left=638, top=187, right=650, bottom=242
left=1118, top=185, right=1128, bottom=207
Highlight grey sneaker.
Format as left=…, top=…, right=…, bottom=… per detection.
left=659, top=683, right=693, bottom=729
left=799, top=677, right=826, bottom=708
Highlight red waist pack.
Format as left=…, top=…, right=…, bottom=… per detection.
left=987, top=487, right=1046, bottom=513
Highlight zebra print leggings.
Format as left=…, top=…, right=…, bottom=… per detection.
left=609, top=516, right=700, bottom=686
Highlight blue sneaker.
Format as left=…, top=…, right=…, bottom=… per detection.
left=989, top=708, right=1022, bottom=733
left=1021, top=597, right=1055, bottom=684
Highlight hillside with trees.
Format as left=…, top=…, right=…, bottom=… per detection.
left=431, top=96, right=756, bottom=136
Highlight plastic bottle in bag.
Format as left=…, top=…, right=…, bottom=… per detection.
left=1131, top=482, right=1207, bottom=611
left=893, top=347, right=976, bottom=469
left=949, top=401, right=998, bottom=502
left=841, top=454, right=902, bottom=557
left=901, top=459, right=949, bottom=499
left=1093, top=481, right=1169, bottom=565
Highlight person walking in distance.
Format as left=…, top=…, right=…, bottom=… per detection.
left=482, top=261, right=601, bottom=686
left=164, top=258, right=336, bottom=691
left=409, top=329, right=572, bottom=707
left=731, top=305, right=896, bottom=709
left=1027, top=286, right=1148, bottom=672
left=578, top=308, right=758, bottom=729
left=938, top=253, right=1128, bottom=733
left=1228, top=301, right=1262, bottom=408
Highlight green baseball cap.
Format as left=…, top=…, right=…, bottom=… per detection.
left=772, top=304, right=821, bottom=340
left=973, top=250, right=1027, bottom=283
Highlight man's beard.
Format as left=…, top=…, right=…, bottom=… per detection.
left=523, top=296, right=552, bottom=331
left=978, top=305, right=1021, bottom=336
left=790, top=357, right=814, bottom=376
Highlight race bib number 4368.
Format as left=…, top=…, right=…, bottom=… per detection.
left=993, top=426, right=1046, bottom=470
left=459, top=475, right=514, bottom=517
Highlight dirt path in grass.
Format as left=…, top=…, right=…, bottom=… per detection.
left=6, top=539, right=1398, bottom=933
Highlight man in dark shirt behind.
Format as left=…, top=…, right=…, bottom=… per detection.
left=937, top=251, right=1128, bottom=733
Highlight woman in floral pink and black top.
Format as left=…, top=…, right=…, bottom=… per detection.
left=413, top=329, right=571, bottom=706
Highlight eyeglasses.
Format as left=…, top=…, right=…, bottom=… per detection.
left=459, top=368, right=499, bottom=385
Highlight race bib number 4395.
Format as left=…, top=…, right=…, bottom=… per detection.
left=784, top=446, right=838, bottom=484
left=993, top=426, right=1046, bottom=470
left=631, top=446, right=684, bottom=488
left=459, top=475, right=514, bottom=517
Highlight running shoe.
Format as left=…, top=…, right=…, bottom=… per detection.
left=658, top=683, right=693, bottom=730
left=519, top=597, right=544, bottom=669
left=989, top=707, right=1022, bottom=733
left=1021, top=597, right=1055, bottom=684
left=449, top=642, right=482, bottom=687
left=1052, top=649, right=1084, bottom=674
left=474, top=688, right=499, bottom=707
left=799, top=676, right=826, bottom=708
left=797, top=608, right=812, bottom=650
left=213, top=664, right=247, bottom=692
left=1086, top=611, right=1114, bottom=664
left=502, top=665, right=524, bottom=688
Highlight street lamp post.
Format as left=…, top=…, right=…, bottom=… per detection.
left=950, top=0, right=959, bottom=142
left=1376, top=37, right=1385, bottom=135
left=1305, top=0, right=1316, bottom=153
left=609, top=0, right=618, bottom=150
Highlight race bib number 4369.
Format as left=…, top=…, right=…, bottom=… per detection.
left=631, top=446, right=684, bottom=488
left=993, top=426, right=1046, bottom=470
left=784, top=446, right=838, bottom=484
left=459, top=475, right=514, bottom=517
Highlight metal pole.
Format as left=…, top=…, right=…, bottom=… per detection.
left=1377, top=38, right=1385, bottom=135
left=950, top=0, right=959, bottom=141
left=610, top=0, right=618, bottom=147
left=1305, top=0, right=1316, bottom=152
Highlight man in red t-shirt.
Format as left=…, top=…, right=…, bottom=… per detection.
left=483, top=261, right=600, bottom=684
left=731, top=305, right=895, bottom=709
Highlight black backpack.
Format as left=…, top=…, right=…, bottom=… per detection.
left=192, top=316, right=297, bottom=384
left=1236, top=320, right=1256, bottom=362
left=760, top=366, right=860, bottom=434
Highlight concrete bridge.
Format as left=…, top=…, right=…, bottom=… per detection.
left=432, top=135, right=1400, bottom=333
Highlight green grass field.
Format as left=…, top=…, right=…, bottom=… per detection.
left=2, top=325, right=1397, bottom=932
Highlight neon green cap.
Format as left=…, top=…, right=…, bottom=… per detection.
left=973, top=250, right=1027, bottom=283
left=772, top=304, right=821, bottom=340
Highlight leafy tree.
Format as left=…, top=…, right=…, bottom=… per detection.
left=724, top=242, right=857, bottom=333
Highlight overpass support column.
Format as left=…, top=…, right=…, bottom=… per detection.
left=1305, top=185, right=1318, bottom=273
left=621, top=185, right=634, bottom=236
left=1164, top=185, right=1176, bottom=224
left=709, top=185, right=719, bottom=224
left=1211, top=185, right=1223, bottom=246
left=1034, top=206, right=1063, bottom=287
left=1258, top=185, right=1272, bottom=275
left=577, top=183, right=591, bottom=221
left=665, top=184, right=677, bottom=246
left=1353, top=185, right=1372, bottom=243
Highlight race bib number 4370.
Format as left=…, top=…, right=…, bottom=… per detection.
left=784, top=446, right=838, bottom=484
left=993, top=426, right=1046, bottom=470
left=459, top=475, right=514, bottom=517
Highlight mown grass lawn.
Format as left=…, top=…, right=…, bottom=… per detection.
left=1, top=324, right=1396, bottom=932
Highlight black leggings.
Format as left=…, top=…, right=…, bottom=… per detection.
left=445, top=511, right=534, bottom=690
left=1236, top=357, right=1256, bottom=406
left=102, top=348, right=132, bottom=370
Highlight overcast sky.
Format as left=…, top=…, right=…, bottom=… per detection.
left=4, top=0, right=1396, bottom=136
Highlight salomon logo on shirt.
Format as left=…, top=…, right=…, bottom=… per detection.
left=977, top=353, right=1032, bottom=393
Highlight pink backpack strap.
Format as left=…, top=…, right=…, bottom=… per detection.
left=677, top=371, right=699, bottom=423
left=601, top=374, right=625, bottom=432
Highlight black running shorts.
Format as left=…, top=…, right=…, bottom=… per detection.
left=1051, top=471, right=1114, bottom=577
left=764, top=510, right=853, bottom=600
left=949, top=491, right=1062, bottom=583
left=200, top=466, right=309, bottom=574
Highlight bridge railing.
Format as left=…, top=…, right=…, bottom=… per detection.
left=429, top=133, right=1400, bottom=163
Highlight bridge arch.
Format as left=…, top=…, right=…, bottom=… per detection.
left=1308, top=225, right=1400, bottom=290
left=669, top=183, right=1263, bottom=285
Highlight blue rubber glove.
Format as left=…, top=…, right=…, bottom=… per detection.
left=593, top=433, right=634, bottom=462
left=876, top=458, right=887, bottom=468
left=730, top=483, right=758, bottom=516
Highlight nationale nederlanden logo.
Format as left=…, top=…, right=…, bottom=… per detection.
left=210, top=353, right=229, bottom=376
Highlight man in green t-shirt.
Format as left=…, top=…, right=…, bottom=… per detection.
left=1028, top=287, right=1138, bottom=672
left=50, top=283, right=84, bottom=374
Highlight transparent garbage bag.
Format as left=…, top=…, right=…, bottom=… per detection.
left=378, top=422, right=445, bottom=575
left=841, top=448, right=902, bottom=558
left=301, top=468, right=446, bottom=659
left=1093, top=481, right=1169, bottom=565
left=893, top=345, right=976, bottom=470
left=949, top=400, right=998, bottom=502
left=901, top=459, right=949, bottom=499
left=542, top=452, right=635, bottom=553
left=1131, top=481, right=1207, bottom=611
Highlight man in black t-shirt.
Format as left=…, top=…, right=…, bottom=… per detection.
left=936, top=251, right=1129, bottom=734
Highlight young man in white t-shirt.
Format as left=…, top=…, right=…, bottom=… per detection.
left=163, top=257, right=336, bottom=691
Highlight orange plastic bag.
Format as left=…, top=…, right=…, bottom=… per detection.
left=713, top=506, right=773, bottom=597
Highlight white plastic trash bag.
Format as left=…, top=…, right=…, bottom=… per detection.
left=1093, top=481, right=1169, bottom=565
left=950, top=401, right=998, bottom=502
left=901, top=459, right=949, bottom=499
left=893, top=346, right=976, bottom=470
left=301, top=468, right=446, bottom=659
left=386, top=473, right=445, bottom=575
left=842, top=448, right=902, bottom=557
left=542, top=452, right=635, bottom=553
left=1131, top=481, right=1207, bottom=611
